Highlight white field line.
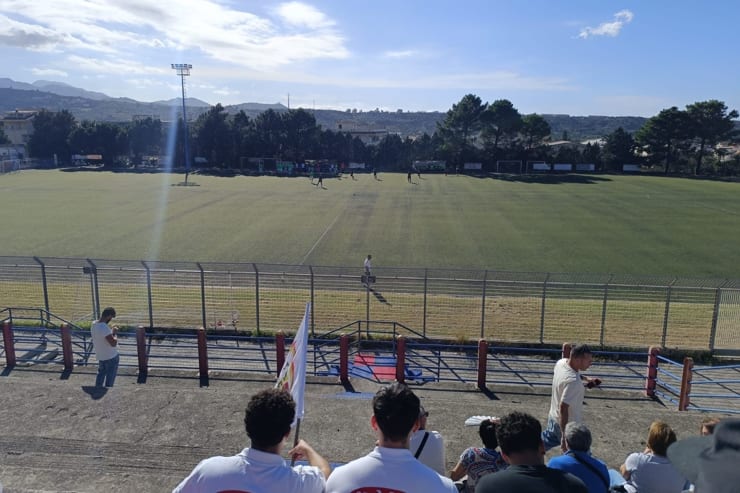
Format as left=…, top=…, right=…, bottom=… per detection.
left=300, top=212, right=342, bottom=265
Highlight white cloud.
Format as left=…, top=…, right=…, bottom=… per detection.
left=66, top=55, right=168, bottom=75
left=579, top=10, right=634, bottom=39
left=383, top=50, right=418, bottom=59
left=31, top=67, right=69, bottom=77
left=213, top=87, right=240, bottom=96
left=0, top=1, right=349, bottom=71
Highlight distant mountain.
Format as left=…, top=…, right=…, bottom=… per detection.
left=0, top=77, right=651, bottom=139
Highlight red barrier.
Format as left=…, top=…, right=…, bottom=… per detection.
left=561, top=343, right=572, bottom=359
left=2, top=320, right=15, bottom=368
left=136, top=326, right=148, bottom=375
left=60, top=324, right=73, bottom=371
left=339, top=334, right=349, bottom=384
left=197, top=328, right=209, bottom=379
left=477, top=339, right=488, bottom=390
left=645, top=346, right=660, bottom=397
left=395, top=336, right=406, bottom=383
left=678, top=357, right=694, bottom=411
left=276, top=331, right=285, bottom=374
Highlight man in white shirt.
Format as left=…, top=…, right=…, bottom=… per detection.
left=326, top=382, right=457, bottom=493
left=173, top=388, right=330, bottom=493
left=91, top=307, right=119, bottom=388
left=542, top=344, right=600, bottom=452
left=410, top=405, right=446, bottom=474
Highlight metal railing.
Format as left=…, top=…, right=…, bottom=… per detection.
left=2, top=256, right=739, bottom=353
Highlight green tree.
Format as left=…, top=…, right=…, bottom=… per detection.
left=602, top=127, right=636, bottom=171
left=69, top=121, right=128, bottom=167
left=0, top=125, right=10, bottom=145
left=685, top=100, right=739, bottom=175
left=128, top=117, right=162, bottom=166
left=282, top=109, right=320, bottom=161
left=193, top=104, right=232, bottom=167
left=27, top=109, right=77, bottom=164
left=520, top=114, right=551, bottom=151
left=582, top=142, right=602, bottom=169
left=437, top=94, right=486, bottom=166
left=481, top=99, right=522, bottom=158
left=636, top=107, right=692, bottom=175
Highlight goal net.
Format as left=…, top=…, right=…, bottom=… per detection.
left=495, top=160, right=523, bottom=173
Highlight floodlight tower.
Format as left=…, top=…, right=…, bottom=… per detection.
left=171, top=63, right=193, bottom=184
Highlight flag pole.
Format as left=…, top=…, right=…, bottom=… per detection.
left=290, top=418, right=302, bottom=466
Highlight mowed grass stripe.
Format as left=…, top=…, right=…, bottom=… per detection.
left=1, top=170, right=740, bottom=278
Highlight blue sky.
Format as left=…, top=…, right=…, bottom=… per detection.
left=0, top=0, right=737, bottom=116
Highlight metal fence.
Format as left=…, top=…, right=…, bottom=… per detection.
left=1, top=256, right=739, bottom=353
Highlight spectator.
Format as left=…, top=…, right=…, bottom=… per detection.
left=547, top=422, right=609, bottom=493
left=474, top=411, right=587, bottom=493
left=325, top=382, right=457, bottom=493
left=173, top=388, right=329, bottom=493
left=616, top=420, right=687, bottom=493
left=542, top=343, right=600, bottom=452
left=450, top=418, right=507, bottom=493
left=364, top=254, right=372, bottom=276
left=91, top=307, right=119, bottom=388
left=668, top=418, right=740, bottom=493
left=700, top=416, right=721, bottom=436
left=410, top=405, right=446, bottom=474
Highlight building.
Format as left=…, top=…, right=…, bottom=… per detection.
left=0, top=110, right=37, bottom=147
left=336, top=120, right=390, bottom=145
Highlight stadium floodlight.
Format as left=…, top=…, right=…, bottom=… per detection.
left=171, top=63, right=193, bottom=184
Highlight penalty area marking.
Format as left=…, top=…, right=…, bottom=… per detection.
left=300, top=212, right=342, bottom=265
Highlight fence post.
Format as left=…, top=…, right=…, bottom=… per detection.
left=645, top=346, right=660, bottom=397
left=708, top=287, right=722, bottom=352
left=480, top=270, right=488, bottom=340
left=477, top=339, right=488, bottom=390
left=395, top=336, right=406, bottom=383
left=2, top=320, right=15, bottom=368
left=197, top=327, right=209, bottom=381
left=678, top=357, right=694, bottom=411
left=60, top=323, right=73, bottom=371
left=540, top=273, right=550, bottom=344
left=33, top=256, right=50, bottom=318
left=599, top=275, right=612, bottom=347
left=253, top=263, right=260, bottom=336
left=661, top=280, right=675, bottom=348
left=422, top=268, right=428, bottom=337
left=84, top=259, right=99, bottom=320
left=561, top=342, right=572, bottom=359
left=339, top=334, right=349, bottom=385
left=276, top=331, right=285, bottom=373
left=309, top=266, right=315, bottom=337
left=136, top=326, right=148, bottom=376
left=142, top=261, right=154, bottom=329
left=197, top=263, right=207, bottom=330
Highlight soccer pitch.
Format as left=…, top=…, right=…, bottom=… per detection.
left=2, top=169, right=739, bottom=279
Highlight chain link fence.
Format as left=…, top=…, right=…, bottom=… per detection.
left=1, top=256, right=738, bottom=353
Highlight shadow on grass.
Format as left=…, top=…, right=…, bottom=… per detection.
left=490, top=173, right=613, bottom=184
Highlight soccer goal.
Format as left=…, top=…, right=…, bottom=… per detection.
left=495, top=160, right=523, bottom=173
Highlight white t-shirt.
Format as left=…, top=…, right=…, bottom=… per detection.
left=326, top=446, right=457, bottom=493
left=410, top=429, right=446, bottom=475
left=91, top=320, right=118, bottom=362
left=173, top=447, right=326, bottom=493
left=548, top=358, right=585, bottom=424
left=364, top=257, right=372, bottom=271
left=623, top=452, right=687, bottom=493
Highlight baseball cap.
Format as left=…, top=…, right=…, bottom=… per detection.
left=667, top=418, right=740, bottom=493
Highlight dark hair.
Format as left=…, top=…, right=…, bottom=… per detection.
left=495, top=412, right=542, bottom=455
left=101, top=307, right=116, bottom=319
left=570, top=344, right=592, bottom=359
left=479, top=419, right=498, bottom=449
left=372, top=382, right=420, bottom=442
left=244, top=388, right=295, bottom=449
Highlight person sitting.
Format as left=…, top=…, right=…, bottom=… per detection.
left=410, top=405, right=446, bottom=474
left=474, top=411, right=587, bottom=493
left=325, top=382, right=457, bottom=493
left=616, top=420, right=687, bottom=493
left=173, top=388, right=330, bottom=493
left=547, top=422, right=609, bottom=493
left=449, top=418, right=507, bottom=492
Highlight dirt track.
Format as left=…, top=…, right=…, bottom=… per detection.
left=0, top=366, right=725, bottom=493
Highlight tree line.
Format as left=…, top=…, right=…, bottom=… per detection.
left=23, top=95, right=739, bottom=176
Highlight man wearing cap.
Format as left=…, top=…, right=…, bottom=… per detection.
left=668, top=418, right=740, bottom=493
left=410, top=405, right=446, bottom=474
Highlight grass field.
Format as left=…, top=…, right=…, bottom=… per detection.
left=2, top=169, right=740, bottom=278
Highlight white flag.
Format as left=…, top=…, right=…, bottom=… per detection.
left=275, top=302, right=310, bottom=425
